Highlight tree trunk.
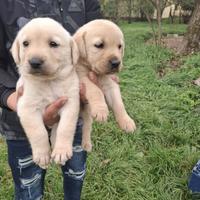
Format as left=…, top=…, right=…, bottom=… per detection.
left=169, top=7, right=173, bottom=24
left=170, top=4, right=178, bottom=24
left=127, top=0, right=132, bottom=24
left=156, top=0, right=162, bottom=45
left=178, top=5, right=182, bottom=24
left=112, top=0, right=120, bottom=23
left=181, top=0, right=200, bottom=53
left=142, top=9, right=157, bottom=45
left=140, top=9, right=146, bottom=21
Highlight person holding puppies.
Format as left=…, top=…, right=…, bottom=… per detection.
left=0, top=0, right=101, bottom=200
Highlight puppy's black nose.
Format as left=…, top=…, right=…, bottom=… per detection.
left=109, top=58, right=120, bottom=69
left=29, top=58, right=44, bottom=69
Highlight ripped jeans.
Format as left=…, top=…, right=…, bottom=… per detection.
left=6, top=123, right=87, bottom=200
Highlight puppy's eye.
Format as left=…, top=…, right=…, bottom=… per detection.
left=94, top=43, right=104, bottom=49
left=49, top=41, right=59, bottom=48
left=118, top=44, right=122, bottom=49
left=23, top=41, right=29, bottom=47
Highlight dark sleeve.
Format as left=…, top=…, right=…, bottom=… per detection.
left=0, top=18, right=16, bottom=109
left=85, top=0, right=102, bottom=22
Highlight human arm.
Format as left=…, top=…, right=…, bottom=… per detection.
left=0, top=17, right=18, bottom=110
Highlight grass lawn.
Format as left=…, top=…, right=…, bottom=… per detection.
left=1, top=21, right=200, bottom=200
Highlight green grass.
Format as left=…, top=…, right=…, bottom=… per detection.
left=1, top=21, right=200, bottom=199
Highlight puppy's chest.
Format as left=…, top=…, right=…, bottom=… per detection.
left=42, top=81, right=71, bottom=102
left=23, top=79, right=72, bottom=106
left=42, top=88, right=57, bottom=103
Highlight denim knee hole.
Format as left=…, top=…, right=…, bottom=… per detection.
left=18, top=155, right=34, bottom=175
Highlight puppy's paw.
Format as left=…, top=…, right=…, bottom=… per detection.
left=51, top=144, right=73, bottom=165
left=118, top=115, right=136, bottom=133
left=91, top=104, right=109, bottom=122
left=82, top=140, right=92, bottom=152
left=33, top=148, right=51, bottom=169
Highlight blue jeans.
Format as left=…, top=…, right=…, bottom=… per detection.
left=6, top=124, right=87, bottom=200
left=189, top=160, right=200, bottom=195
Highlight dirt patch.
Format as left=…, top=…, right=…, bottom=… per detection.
left=146, top=35, right=185, bottom=53
left=157, top=56, right=183, bottom=78
left=193, top=78, right=200, bottom=86
left=162, top=36, right=186, bottom=71
left=146, top=35, right=187, bottom=77
left=168, top=56, right=183, bottom=69
left=162, top=35, right=185, bottom=53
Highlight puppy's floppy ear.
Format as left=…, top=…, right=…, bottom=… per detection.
left=120, top=38, right=125, bottom=70
left=11, top=36, right=20, bottom=65
left=122, top=38, right=125, bottom=57
left=70, top=39, right=79, bottom=65
left=73, top=31, right=87, bottom=58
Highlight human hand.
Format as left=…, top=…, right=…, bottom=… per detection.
left=6, top=79, right=24, bottom=112
left=13, top=82, right=68, bottom=127
left=43, top=97, right=67, bottom=127
left=79, top=72, right=119, bottom=104
left=7, top=91, right=18, bottom=112
left=5, top=78, right=23, bottom=111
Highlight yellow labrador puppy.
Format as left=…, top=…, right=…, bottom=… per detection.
left=11, top=18, right=80, bottom=169
left=73, top=19, right=136, bottom=152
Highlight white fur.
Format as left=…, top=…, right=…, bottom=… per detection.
left=12, top=18, right=80, bottom=168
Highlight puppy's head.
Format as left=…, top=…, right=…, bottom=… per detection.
left=74, top=19, right=124, bottom=75
left=11, top=18, right=79, bottom=77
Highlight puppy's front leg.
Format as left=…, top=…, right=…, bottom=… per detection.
left=81, top=104, right=93, bottom=152
left=18, top=108, right=51, bottom=169
left=82, top=76, right=109, bottom=122
left=102, top=77, right=136, bottom=132
left=51, top=98, right=79, bottom=165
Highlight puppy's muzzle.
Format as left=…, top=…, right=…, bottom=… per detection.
left=109, top=58, right=120, bottom=72
left=29, top=57, right=44, bottom=70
